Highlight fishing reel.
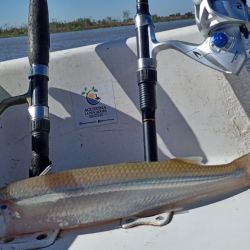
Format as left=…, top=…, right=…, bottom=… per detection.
left=194, top=0, right=249, bottom=38
left=136, top=0, right=250, bottom=74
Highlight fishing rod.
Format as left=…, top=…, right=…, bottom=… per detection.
left=136, top=0, right=158, bottom=162
left=135, top=0, right=250, bottom=161
left=0, top=0, right=51, bottom=177
left=28, top=0, right=51, bottom=177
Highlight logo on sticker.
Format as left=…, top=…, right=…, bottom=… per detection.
left=82, top=86, right=101, bottom=105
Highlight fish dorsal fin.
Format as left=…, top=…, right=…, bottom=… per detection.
left=175, top=156, right=204, bottom=165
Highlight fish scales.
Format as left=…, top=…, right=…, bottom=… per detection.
left=0, top=153, right=250, bottom=237
left=0, top=160, right=237, bottom=200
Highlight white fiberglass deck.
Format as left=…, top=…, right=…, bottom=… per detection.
left=0, top=25, right=250, bottom=249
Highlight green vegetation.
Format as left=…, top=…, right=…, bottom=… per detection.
left=0, top=25, right=28, bottom=38
left=0, top=11, right=194, bottom=39
left=152, top=12, right=194, bottom=23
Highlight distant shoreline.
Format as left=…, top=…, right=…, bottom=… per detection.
left=0, top=12, right=194, bottom=39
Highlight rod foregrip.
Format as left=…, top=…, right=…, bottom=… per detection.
left=28, top=0, right=50, bottom=66
left=138, top=69, right=158, bottom=162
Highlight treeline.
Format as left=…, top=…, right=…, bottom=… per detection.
left=0, top=11, right=194, bottom=38
left=152, top=12, right=194, bottom=22
left=0, top=25, right=28, bottom=38
left=49, top=17, right=134, bottom=34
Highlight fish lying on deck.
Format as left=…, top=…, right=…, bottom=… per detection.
left=0, top=153, right=250, bottom=238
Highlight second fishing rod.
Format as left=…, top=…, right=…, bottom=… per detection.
left=0, top=0, right=51, bottom=177
left=28, top=0, right=51, bottom=177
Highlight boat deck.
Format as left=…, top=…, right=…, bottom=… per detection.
left=0, top=25, right=250, bottom=249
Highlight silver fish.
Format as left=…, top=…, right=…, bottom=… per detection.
left=0, top=153, right=249, bottom=237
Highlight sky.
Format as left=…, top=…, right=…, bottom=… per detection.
left=0, top=0, right=193, bottom=27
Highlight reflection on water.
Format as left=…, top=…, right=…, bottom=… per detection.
left=0, top=19, right=194, bottom=62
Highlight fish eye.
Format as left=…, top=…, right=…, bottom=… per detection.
left=0, top=205, right=7, bottom=210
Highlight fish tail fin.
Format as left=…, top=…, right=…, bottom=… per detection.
left=233, top=153, right=250, bottom=182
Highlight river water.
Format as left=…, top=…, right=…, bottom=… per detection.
left=0, top=19, right=194, bottom=62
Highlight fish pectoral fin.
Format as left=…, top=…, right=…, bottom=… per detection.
left=121, top=212, right=174, bottom=229
left=175, top=156, right=204, bottom=164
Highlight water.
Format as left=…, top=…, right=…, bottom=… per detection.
left=0, top=19, right=194, bottom=62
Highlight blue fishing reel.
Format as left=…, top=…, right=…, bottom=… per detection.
left=194, top=0, right=250, bottom=38
left=192, top=0, right=250, bottom=73
left=136, top=0, right=250, bottom=74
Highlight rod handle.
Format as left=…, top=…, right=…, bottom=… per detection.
left=137, top=0, right=150, bottom=15
left=28, top=0, right=50, bottom=66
